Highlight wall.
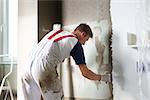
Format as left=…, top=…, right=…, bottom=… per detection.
left=62, top=0, right=111, bottom=25
left=17, top=0, right=37, bottom=100
left=111, top=0, right=150, bottom=100
left=38, top=0, right=62, bottom=41
left=17, top=0, right=112, bottom=99
left=61, top=0, right=112, bottom=99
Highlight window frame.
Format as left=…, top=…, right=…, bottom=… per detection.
left=0, top=0, right=18, bottom=64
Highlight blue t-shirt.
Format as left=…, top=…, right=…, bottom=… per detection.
left=70, top=41, right=86, bottom=65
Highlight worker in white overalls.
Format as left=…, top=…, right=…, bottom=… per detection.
left=21, top=23, right=111, bottom=100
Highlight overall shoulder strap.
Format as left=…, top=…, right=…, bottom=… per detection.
left=48, top=29, right=76, bottom=42
left=54, top=35, right=75, bottom=42
left=48, top=29, right=63, bottom=40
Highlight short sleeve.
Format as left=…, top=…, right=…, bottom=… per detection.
left=70, top=41, right=86, bottom=65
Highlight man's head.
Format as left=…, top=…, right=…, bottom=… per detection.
left=73, top=23, right=93, bottom=45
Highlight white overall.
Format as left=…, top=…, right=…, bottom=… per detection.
left=21, top=30, right=78, bottom=100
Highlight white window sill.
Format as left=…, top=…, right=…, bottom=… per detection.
left=0, top=61, right=17, bottom=65
left=0, top=57, right=17, bottom=65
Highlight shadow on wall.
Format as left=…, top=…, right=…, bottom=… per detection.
left=112, top=32, right=125, bottom=89
left=113, top=59, right=125, bottom=88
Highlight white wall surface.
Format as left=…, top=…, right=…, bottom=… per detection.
left=111, top=0, right=150, bottom=100
left=17, top=0, right=37, bottom=99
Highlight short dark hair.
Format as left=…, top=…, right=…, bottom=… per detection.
left=74, top=23, right=93, bottom=38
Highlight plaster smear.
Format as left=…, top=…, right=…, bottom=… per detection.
left=62, top=20, right=112, bottom=99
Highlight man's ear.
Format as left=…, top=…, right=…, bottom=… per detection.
left=81, top=32, right=86, bottom=37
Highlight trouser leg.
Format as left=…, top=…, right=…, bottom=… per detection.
left=39, top=78, right=64, bottom=100
left=21, top=77, right=41, bottom=100
left=41, top=89, right=64, bottom=100
left=31, top=65, right=64, bottom=100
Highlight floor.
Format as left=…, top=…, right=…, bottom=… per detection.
left=64, top=97, right=113, bottom=100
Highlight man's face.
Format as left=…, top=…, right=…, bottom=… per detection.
left=79, top=32, right=90, bottom=45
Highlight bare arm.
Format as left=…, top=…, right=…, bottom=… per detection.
left=78, top=64, right=101, bottom=81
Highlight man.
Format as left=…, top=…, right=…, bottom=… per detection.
left=21, top=23, right=111, bottom=100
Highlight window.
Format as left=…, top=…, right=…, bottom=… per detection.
left=0, top=0, right=18, bottom=64
left=0, top=0, right=9, bottom=63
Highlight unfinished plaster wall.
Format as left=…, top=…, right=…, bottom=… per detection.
left=61, top=0, right=112, bottom=99
left=62, top=0, right=111, bottom=25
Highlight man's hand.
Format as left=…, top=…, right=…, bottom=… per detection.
left=101, top=74, right=111, bottom=83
